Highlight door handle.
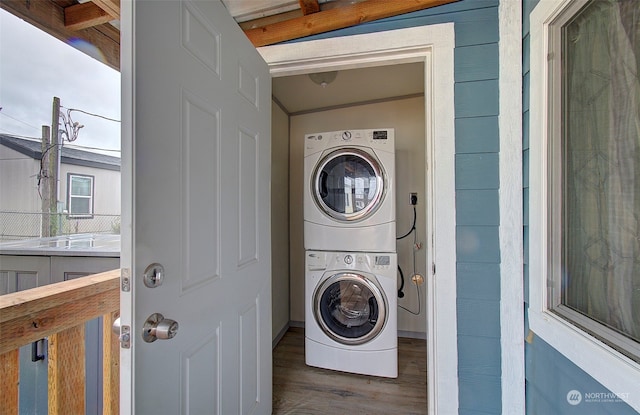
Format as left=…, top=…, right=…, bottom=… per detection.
left=142, top=313, right=179, bottom=342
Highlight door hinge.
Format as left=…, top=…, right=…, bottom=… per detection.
left=121, top=268, right=130, bottom=292
left=432, top=262, right=436, bottom=275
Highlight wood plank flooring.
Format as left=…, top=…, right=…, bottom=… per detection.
left=272, top=327, right=427, bottom=415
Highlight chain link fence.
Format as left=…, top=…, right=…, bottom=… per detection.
left=0, top=211, right=120, bottom=243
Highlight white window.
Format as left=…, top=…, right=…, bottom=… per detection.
left=67, top=174, right=94, bottom=218
left=529, top=0, right=640, bottom=410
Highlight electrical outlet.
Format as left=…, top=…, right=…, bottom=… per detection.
left=410, top=192, right=418, bottom=205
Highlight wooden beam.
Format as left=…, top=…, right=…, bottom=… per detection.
left=0, top=270, right=119, bottom=355
left=103, top=311, right=120, bottom=415
left=64, top=2, right=112, bottom=31
left=298, top=0, right=320, bottom=15
left=48, top=325, right=86, bottom=415
left=0, top=350, right=19, bottom=415
left=92, top=0, right=120, bottom=19
left=0, top=0, right=120, bottom=70
left=244, top=0, right=459, bottom=47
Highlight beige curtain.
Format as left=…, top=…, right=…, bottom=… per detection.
left=564, top=0, right=639, bottom=341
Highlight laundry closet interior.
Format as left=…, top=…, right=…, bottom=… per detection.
left=270, top=61, right=428, bottom=401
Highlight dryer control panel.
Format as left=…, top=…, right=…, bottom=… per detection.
left=304, top=128, right=395, bottom=156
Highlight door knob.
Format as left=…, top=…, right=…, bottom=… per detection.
left=112, top=316, right=121, bottom=335
left=142, top=313, right=179, bottom=342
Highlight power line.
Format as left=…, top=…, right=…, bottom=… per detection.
left=65, top=143, right=121, bottom=152
left=0, top=130, right=41, bottom=140
left=0, top=110, right=41, bottom=131
left=0, top=157, right=35, bottom=161
left=61, top=106, right=121, bottom=123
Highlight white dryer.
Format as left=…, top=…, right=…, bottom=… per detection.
left=304, top=129, right=395, bottom=252
left=305, top=250, right=397, bottom=378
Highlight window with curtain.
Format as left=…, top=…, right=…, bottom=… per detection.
left=67, top=174, right=94, bottom=218
left=549, top=0, right=639, bottom=361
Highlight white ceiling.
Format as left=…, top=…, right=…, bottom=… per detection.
left=272, top=62, right=425, bottom=114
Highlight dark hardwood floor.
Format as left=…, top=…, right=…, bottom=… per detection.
left=272, top=327, right=427, bottom=415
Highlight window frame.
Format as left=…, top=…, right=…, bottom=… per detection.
left=529, top=0, right=640, bottom=410
left=67, top=173, right=95, bottom=218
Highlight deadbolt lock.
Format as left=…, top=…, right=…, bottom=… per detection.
left=142, top=313, right=179, bottom=343
left=143, top=263, right=164, bottom=288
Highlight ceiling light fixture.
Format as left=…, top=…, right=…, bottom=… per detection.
left=308, top=71, right=338, bottom=88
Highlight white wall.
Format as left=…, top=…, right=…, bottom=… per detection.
left=288, top=96, right=427, bottom=334
left=271, top=101, right=290, bottom=341
left=0, top=146, right=41, bottom=212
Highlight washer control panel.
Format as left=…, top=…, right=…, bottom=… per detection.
left=329, top=252, right=393, bottom=270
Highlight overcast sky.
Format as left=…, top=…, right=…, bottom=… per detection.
left=0, top=9, right=121, bottom=154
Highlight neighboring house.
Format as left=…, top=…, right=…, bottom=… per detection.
left=0, top=134, right=120, bottom=240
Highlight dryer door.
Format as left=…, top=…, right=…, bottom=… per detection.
left=314, top=272, right=387, bottom=345
left=313, top=148, right=385, bottom=222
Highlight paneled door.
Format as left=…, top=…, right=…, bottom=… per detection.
left=120, top=1, right=272, bottom=413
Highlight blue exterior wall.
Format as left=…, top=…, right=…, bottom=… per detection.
left=522, top=0, right=637, bottom=414
left=292, top=1, right=503, bottom=413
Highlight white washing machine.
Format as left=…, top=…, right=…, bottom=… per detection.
left=304, top=128, right=395, bottom=252
left=305, top=250, right=397, bottom=378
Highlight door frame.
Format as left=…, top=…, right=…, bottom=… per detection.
left=259, top=24, right=458, bottom=414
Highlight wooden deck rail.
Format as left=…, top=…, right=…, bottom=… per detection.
left=0, top=269, right=120, bottom=415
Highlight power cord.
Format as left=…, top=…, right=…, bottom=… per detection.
left=397, top=197, right=422, bottom=315
left=396, top=206, right=416, bottom=240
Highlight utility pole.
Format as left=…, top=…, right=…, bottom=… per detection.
left=50, top=96, right=61, bottom=236
left=40, top=125, right=51, bottom=237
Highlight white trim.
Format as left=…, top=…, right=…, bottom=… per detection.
left=259, top=24, right=458, bottom=414
left=119, top=0, right=134, bottom=413
left=529, top=0, right=640, bottom=411
left=499, top=0, right=525, bottom=414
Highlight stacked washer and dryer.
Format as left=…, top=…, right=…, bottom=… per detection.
left=303, top=128, right=397, bottom=378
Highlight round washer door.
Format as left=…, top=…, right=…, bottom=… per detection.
left=312, top=148, right=386, bottom=222
left=313, top=272, right=387, bottom=346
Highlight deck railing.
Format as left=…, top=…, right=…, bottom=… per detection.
left=0, top=270, right=120, bottom=415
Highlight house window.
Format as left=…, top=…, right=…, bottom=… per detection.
left=529, top=0, right=640, bottom=403
left=67, top=174, right=94, bottom=218
left=548, top=0, right=640, bottom=361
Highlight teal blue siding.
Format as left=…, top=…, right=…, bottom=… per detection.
left=457, top=263, right=500, bottom=301
left=458, top=335, right=502, bottom=376
left=455, top=44, right=499, bottom=82
left=523, top=0, right=637, bottom=413
left=455, top=80, right=500, bottom=118
left=522, top=72, right=530, bottom=112
left=458, top=299, right=501, bottom=337
left=525, top=328, right=637, bottom=415
left=457, top=190, right=499, bottom=226
left=456, top=117, right=499, bottom=153
left=457, top=226, right=501, bottom=263
left=291, top=1, right=503, bottom=412
left=459, top=376, right=502, bottom=414
left=456, top=153, right=499, bottom=189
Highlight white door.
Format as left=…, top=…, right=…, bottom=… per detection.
left=120, top=1, right=272, bottom=414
